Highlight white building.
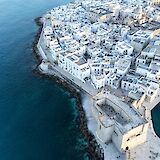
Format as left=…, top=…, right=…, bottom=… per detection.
left=146, top=82, right=159, bottom=102
left=87, top=7, right=113, bottom=23
left=114, top=58, right=131, bottom=75
left=92, top=94, right=148, bottom=152
left=150, top=0, right=160, bottom=5
left=106, top=73, right=123, bottom=89
left=130, top=30, right=151, bottom=52
left=115, top=41, right=133, bottom=55
left=136, top=65, right=150, bottom=76
left=90, top=63, right=102, bottom=75
left=136, top=55, right=147, bottom=66
left=58, top=52, right=90, bottom=82
left=121, top=74, right=138, bottom=91
left=91, top=75, right=105, bottom=89
left=49, top=38, right=61, bottom=61
left=43, top=26, right=53, bottom=35
left=147, top=60, right=160, bottom=82
left=141, top=46, right=157, bottom=58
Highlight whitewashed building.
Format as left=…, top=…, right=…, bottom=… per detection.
left=58, top=52, right=90, bottom=82
left=115, top=41, right=133, bottom=55
left=106, top=73, right=123, bottom=89
left=130, top=30, right=151, bottom=52
left=150, top=0, right=160, bottom=5
left=146, top=82, right=159, bottom=102
left=141, top=46, right=157, bottom=58
left=91, top=75, right=105, bottom=89
left=114, top=58, right=131, bottom=75
left=92, top=94, right=148, bottom=152
left=136, top=65, right=150, bottom=76
left=121, top=74, right=138, bottom=91
left=136, top=55, right=147, bottom=66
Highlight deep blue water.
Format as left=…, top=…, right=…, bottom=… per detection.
left=0, top=0, right=160, bottom=159
left=0, top=0, right=89, bottom=160
left=152, top=104, right=160, bottom=137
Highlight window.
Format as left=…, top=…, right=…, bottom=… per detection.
left=114, top=131, right=118, bottom=136
left=125, top=146, right=129, bottom=151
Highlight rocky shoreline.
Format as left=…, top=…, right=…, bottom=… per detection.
left=32, top=17, right=104, bottom=160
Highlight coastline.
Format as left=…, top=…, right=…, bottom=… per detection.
left=32, top=16, right=160, bottom=160
left=32, top=17, right=104, bottom=160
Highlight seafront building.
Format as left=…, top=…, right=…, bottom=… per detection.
left=92, top=93, right=148, bottom=152
left=37, top=0, right=160, bottom=159
left=150, top=0, right=160, bottom=5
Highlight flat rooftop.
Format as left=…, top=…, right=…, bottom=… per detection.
left=75, top=57, right=87, bottom=65
left=123, top=74, right=138, bottom=84
left=115, top=59, right=131, bottom=71
left=100, top=104, right=128, bottom=126
left=95, top=93, right=146, bottom=133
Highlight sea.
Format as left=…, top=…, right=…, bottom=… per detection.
left=0, top=0, right=159, bottom=160
left=0, top=0, right=90, bottom=159
left=152, top=104, right=160, bottom=137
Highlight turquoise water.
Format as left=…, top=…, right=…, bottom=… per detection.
left=0, top=0, right=90, bottom=159
left=152, top=104, right=160, bottom=137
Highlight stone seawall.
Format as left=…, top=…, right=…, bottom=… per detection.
left=32, top=17, right=104, bottom=160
